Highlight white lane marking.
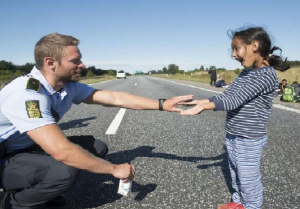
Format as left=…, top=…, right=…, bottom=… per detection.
left=152, top=77, right=221, bottom=93
left=135, top=83, right=137, bottom=86
left=106, top=108, right=127, bottom=135
left=168, top=80, right=220, bottom=94
left=273, top=104, right=300, bottom=114
left=151, top=77, right=300, bottom=114
left=88, top=79, right=115, bottom=86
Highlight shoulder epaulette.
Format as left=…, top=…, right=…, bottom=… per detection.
left=25, top=78, right=40, bottom=92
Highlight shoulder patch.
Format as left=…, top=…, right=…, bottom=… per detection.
left=25, top=100, right=43, bottom=118
left=26, top=78, right=40, bottom=91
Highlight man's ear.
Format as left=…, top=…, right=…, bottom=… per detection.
left=44, top=57, right=56, bottom=70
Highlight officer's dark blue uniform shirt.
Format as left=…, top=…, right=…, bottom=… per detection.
left=0, top=67, right=95, bottom=153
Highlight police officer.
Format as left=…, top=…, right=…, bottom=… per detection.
left=0, top=33, right=193, bottom=209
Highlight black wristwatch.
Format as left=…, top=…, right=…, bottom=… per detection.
left=158, top=99, right=167, bottom=111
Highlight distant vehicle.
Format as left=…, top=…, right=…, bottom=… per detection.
left=117, top=70, right=126, bottom=79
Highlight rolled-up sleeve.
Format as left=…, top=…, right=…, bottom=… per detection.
left=72, top=83, right=95, bottom=104
left=1, top=90, right=56, bottom=134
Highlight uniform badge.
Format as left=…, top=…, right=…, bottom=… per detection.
left=25, top=100, right=42, bottom=118
left=26, top=78, right=40, bottom=91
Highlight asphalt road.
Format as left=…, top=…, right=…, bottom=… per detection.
left=46, top=76, right=300, bottom=209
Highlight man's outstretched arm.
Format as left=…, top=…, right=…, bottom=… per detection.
left=83, top=90, right=193, bottom=112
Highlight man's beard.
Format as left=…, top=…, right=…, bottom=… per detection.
left=60, top=75, right=79, bottom=83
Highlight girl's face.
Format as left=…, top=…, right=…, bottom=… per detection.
left=231, top=37, right=262, bottom=69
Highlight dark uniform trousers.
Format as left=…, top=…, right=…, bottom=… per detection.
left=2, top=135, right=108, bottom=209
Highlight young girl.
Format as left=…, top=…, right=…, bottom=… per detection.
left=180, top=27, right=289, bottom=209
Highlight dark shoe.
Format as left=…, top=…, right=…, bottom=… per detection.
left=45, top=195, right=67, bottom=207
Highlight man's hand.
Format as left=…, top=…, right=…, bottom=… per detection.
left=163, top=95, right=194, bottom=112
left=111, top=163, right=135, bottom=182
left=180, top=104, right=205, bottom=116
left=178, top=99, right=210, bottom=106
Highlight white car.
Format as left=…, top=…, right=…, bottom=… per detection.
left=117, top=70, right=126, bottom=79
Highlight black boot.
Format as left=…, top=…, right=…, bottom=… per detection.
left=45, top=194, right=67, bottom=207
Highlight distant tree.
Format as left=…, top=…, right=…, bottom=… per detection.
left=179, top=70, right=185, bottom=74
left=168, top=64, right=179, bottom=74
left=95, top=68, right=107, bottom=76
left=175, top=65, right=179, bottom=74
left=86, top=70, right=95, bottom=78
left=157, top=70, right=163, bottom=74
left=108, top=70, right=116, bottom=76
left=287, top=60, right=300, bottom=67
left=21, top=63, right=35, bottom=73
left=162, top=67, right=168, bottom=74
left=150, top=70, right=157, bottom=74
left=205, top=67, right=209, bottom=71
left=87, top=66, right=97, bottom=75
left=0, top=60, right=15, bottom=71
left=200, top=65, right=205, bottom=71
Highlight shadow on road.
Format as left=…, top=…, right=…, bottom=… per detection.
left=105, top=145, right=222, bottom=164
left=45, top=145, right=233, bottom=208
left=58, top=117, right=97, bottom=130
left=196, top=145, right=234, bottom=194
left=47, top=171, right=157, bottom=209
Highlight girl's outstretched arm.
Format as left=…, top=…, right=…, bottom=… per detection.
left=180, top=102, right=215, bottom=116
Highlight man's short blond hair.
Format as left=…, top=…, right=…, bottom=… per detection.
left=34, top=33, right=80, bottom=70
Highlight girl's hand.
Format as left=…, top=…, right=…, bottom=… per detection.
left=179, top=99, right=210, bottom=106
left=178, top=100, right=200, bottom=106
left=180, top=104, right=205, bottom=115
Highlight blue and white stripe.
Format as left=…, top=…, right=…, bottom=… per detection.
left=226, top=133, right=267, bottom=209
left=209, top=66, right=279, bottom=139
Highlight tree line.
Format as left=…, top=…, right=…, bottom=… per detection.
left=148, top=64, right=227, bottom=75
left=1, top=59, right=299, bottom=80
left=148, top=60, right=300, bottom=75
left=0, top=60, right=119, bottom=83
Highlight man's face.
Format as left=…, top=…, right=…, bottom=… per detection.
left=56, top=46, right=85, bottom=83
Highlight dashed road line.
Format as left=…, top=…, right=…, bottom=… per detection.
left=105, top=108, right=127, bottom=135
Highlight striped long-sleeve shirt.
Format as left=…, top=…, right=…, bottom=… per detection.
left=208, top=66, right=279, bottom=139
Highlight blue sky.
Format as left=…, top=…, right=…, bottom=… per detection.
left=0, top=0, right=299, bottom=74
